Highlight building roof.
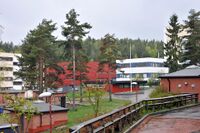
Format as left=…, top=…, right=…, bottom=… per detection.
left=160, top=66, right=200, bottom=78
left=0, top=124, right=18, bottom=129
left=32, top=102, right=68, bottom=113
left=0, top=90, right=38, bottom=94
left=116, top=57, right=166, bottom=64
left=6, top=101, right=68, bottom=113
left=111, top=80, right=146, bottom=84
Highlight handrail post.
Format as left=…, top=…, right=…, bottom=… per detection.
left=88, top=124, right=93, bottom=133
left=195, top=93, right=198, bottom=103
left=144, top=100, right=148, bottom=112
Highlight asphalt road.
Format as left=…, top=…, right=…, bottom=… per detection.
left=112, top=87, right=154, bottom=103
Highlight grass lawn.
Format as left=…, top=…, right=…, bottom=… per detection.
left=42, top=98, right=131, bottom=133
left=67, top=98, right=131, bottom=127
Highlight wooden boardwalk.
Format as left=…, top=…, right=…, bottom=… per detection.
left=131, top=105, right=200, bottom=133
left=70, top=93, right=198, bottom=133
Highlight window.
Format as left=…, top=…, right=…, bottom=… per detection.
left=116, top=63, right=122, bottom=68
left=124, top=84, right=130, bottom=88
left=131, top=74, right=136, bottom=78
left=152, top=73, right=158, bottom=78
left=2, top=77, right=13, bottom=81
left=0, top=67, right=13, bottom=71
left=119, top=84, right=130, bottom=88
left=14, top=81, right=22, bottom=85
left=131, top=63, right=136, bottom=67
left=143, top=74, right=147, bottom=78
left=117, top=74, right=120, bottom=78
left=0, top=87, right=12, bottom=90
left=119, top=85, right=124, bottom=88
left=0, top=57, right=13, bottom=61
left=146, top=62, right=152, bottom=67
left=147, top=73, right=152, bottom=78
left=13, top=62, right=19, bottom=65
left=122, top=63, right=130, bottom=68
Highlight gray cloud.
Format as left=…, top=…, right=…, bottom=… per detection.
left=0, top=0, right=200, bottom=44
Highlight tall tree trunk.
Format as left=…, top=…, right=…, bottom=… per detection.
left=38, top=57, right=44, bottom=93
left=72, top=44, right=76, bottom=110
left=80, top=81, right=83, bottom=103
left=108, top=66, right=112, bottom=101
left=20, top=114, right=24, bottom=133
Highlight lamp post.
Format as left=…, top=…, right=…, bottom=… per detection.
left=39, top=92, right=52, bottom=133
left=131, top=82, right=138, bottom=102
left=129, top=43, right=132, bottom=92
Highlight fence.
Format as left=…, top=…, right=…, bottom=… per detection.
left=70, top=93, right=198, bottom=133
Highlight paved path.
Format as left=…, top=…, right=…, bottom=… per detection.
left=131, top=105, right=200, bottom=133
left=112, top=88, right=154, bottom=103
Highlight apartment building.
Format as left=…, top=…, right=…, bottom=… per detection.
left=0, top=52, right=23, bottom=90
left=116, top=58, right=169, bottom=82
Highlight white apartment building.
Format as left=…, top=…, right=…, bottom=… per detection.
left=116, top=58, right=169, bottom=82
left=0, top=52, right=23, bottom=90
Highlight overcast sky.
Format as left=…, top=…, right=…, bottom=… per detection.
left=0, top=0, right=200, bottom=45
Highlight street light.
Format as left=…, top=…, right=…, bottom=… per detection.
left=131, top=82, right=138, bottom=102
left=129, top=43, right=132, bottom=92
left=39, top=92, right=52, bottom=133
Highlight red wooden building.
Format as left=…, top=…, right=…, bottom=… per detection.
left=111, top=80, right=140, bottom=93
left=57, top=61, right=115, bottom=85
left=6, top=101, right=68, bottom=133
left=160, top=65, right=200, bottom=99
left=53, top=61, right=135, bottom=93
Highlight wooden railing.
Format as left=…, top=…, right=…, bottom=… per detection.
left=70, top=93, right=198, bottom=133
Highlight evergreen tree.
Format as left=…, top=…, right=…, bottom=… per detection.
left=75, top=49, right=89, bottom=102
left=82, top=37, right=101, bottom=61
left=17, top=19, right=60, bottom=93
left=182, top=9, right=200, bottom=67
left=61, top=9, right=92, bottom=107
left=164, top=14, right=182, bottom=72
left=0, top=25, right=3, bottom=41
left=61, top=9, right=92, bottom=59
left=0, top=41, right=21, bottom=52
left=99, top=34, right=121, bottom=101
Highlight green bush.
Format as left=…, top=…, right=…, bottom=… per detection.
left=149, top=86, right=174, bottom=98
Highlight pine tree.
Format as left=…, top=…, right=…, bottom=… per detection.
left=164, top=14, right=182, bottom=72
left=182, top=9, right=200, bottom=67
left=61, top=9, right=92, bottom=108
left=99, top=34, right=121, bottom=101
left=17, top=19, right=60, bottom=93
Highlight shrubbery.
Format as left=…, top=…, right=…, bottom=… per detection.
left=149, top=86, right=174, bottom=98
